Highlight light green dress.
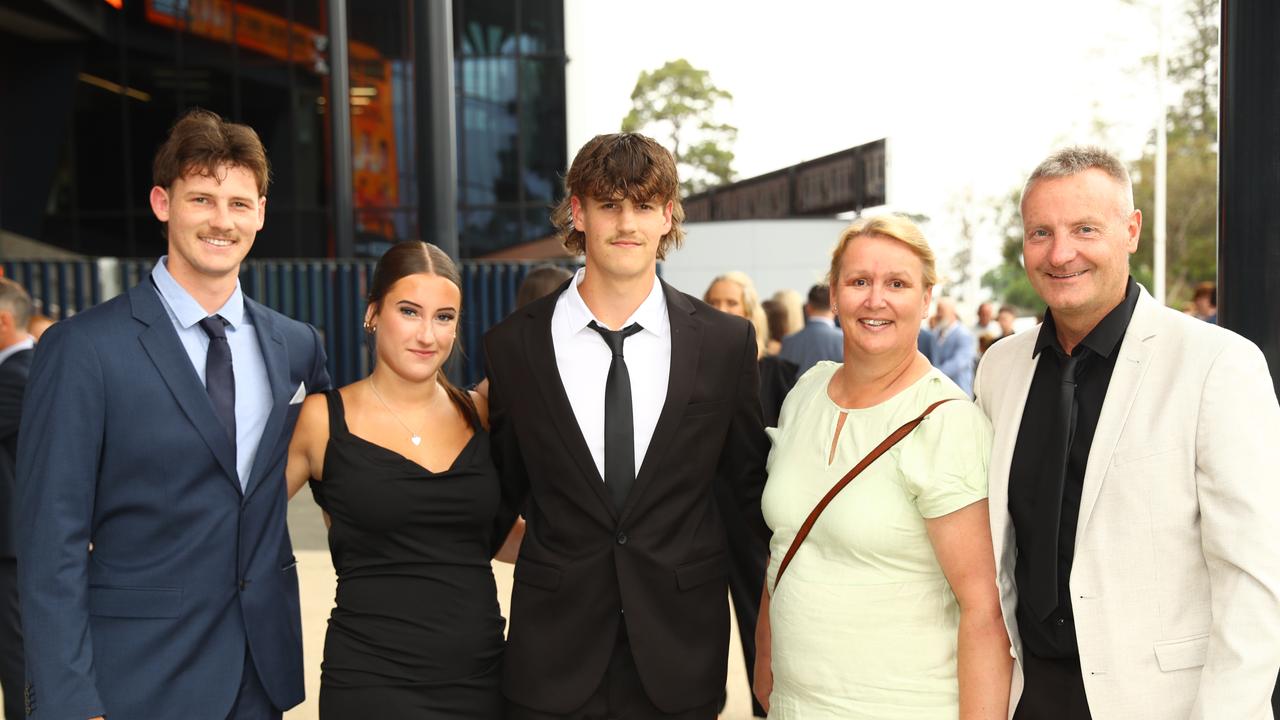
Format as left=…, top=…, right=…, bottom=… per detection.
left=762, top=362, right=992, bottom=720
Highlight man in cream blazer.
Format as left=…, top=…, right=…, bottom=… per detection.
left=975, top=146, right=1280, bottom=719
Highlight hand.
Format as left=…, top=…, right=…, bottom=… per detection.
left=752, top=650, right=772, bottom=714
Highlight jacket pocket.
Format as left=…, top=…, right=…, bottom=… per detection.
left=684, top=400, right=729, bottom=418
left=1153, top=633, right=1209, bottom=671
left=675, top=553, right=728, bottom=590
left=88, top=586, right=183, bottom=619
left=514, top=558, right=562, bottom=591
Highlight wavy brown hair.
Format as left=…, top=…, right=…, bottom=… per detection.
left=552, top=133, right=685, bottom=259
left=153, top=108, right=270, bottom=195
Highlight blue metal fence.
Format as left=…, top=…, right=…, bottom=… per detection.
left=1, top=257, right=577, bottom=387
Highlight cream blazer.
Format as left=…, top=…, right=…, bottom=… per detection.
left=975, top=290, right=1280, bottom=720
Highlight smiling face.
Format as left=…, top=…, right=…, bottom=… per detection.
left=571, top=195, right=672, bottom=283
left=150, top=163, right=265, bottom=288
left=831, top=233, right=932, bottom=361
left=365, top=273, right=461, bottom=383
left=1021, top=168, right=1141, bottom=333
left=705, top=279, right=747, bottom=319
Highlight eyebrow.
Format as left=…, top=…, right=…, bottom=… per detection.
left=396, top=299, right=458, bottom=313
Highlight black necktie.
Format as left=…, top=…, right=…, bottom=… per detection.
left=588, top=321, right=643, bottom=511
left=198, top=315, right=237, bottom=452
left=1028, top=350, right=1083, bottom=621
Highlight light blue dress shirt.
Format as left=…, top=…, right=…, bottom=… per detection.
left=151, top=257, right=272, bottom=490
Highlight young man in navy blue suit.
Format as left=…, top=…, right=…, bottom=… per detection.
left=16, top=110, right=330, bottom=719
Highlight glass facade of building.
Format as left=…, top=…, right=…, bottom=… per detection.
left=0, top=0, right=566, bottom=259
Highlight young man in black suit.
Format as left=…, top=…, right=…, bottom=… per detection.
left=485, top=133, right=770, bottom=719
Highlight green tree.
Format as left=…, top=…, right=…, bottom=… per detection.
left=621, top=59, right=737, bottom=195
left=982, top=0, right=1218, bottom=310
left=1130, top=0, right=1219, bottom=306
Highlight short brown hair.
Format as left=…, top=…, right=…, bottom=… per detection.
left=0, top=277, right=33, bottom=330
left=153, top=109, right=270, bottom=196
left=552, top=133, right=685, bottom=259
left=828, top=214, right=937, bottom=289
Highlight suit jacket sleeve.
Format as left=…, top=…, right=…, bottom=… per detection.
left=484, top=334, right=530, bottom=546
left=16, top=323, right=108, bottom=718
left=307, top=323, right=333, bottom=393
left=718, top=324, right=771, bottom=543
left=1189, top=336, right=1280, bottom=719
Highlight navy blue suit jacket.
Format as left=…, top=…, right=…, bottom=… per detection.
left=16, top=281, right=330, bottom=719
left=930, top=322, right=977, bottom=396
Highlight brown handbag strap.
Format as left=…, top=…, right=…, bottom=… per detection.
left=772, top=398, right=957, bottom=589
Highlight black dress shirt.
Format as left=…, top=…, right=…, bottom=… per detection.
left=1008, top=277, right=1139, bottom=659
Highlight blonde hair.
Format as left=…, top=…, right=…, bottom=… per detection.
left=828, top=214, right=937, bottom=289
left=769, top=289, right=804, bottom=336
left=704, top=271, right=768, bottom=359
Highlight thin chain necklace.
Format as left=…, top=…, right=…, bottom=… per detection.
left=368, top=377, right=424, bottom=446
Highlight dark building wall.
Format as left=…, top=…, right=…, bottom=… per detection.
left=0, top=0, right=566, bottom=260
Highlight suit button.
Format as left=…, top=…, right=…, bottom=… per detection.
left=1055, top=617, right=1066, bottom=627
left=616, top=532, right=628, bottom=545
left=239, top=579, right=248, bottom=591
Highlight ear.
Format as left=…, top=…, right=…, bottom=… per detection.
left=255, top=196, right=267, bottom=231
left=149, top=186, right=171, bottom=222
left=661, top=199, right=673, bottom=235
left=922, top=286, right=934, bottom=319
left=1126, top=208, right=1142, bottom=254
left=364, top=303, right=377, bottom=330
left=570, top=196, right=585, bottom=232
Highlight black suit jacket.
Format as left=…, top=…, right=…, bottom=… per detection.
left=484, top=279, right=770, bottom=714
left=0, top=347, right=32, bottom=561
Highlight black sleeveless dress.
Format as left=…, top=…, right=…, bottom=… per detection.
left=310, top=390, right=512, bottom=718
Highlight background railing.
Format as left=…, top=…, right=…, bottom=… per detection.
left=1, top=258, right=578, bottom=387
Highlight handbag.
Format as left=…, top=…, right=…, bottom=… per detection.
left=772, top=398, right=957, bottom=589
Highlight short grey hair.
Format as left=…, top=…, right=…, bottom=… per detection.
left=1021, top=145, right=1134, bottom=211
left=0, top=277, right=32, bottom=331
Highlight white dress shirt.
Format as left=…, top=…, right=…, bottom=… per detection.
left=551, top=268, right=671, bottom=482
left=151, top=257, right=272, bottom=490
left=0, top=336, right=34, bottom=366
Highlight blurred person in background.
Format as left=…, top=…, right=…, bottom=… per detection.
left=0, top=277, right=33, bottom=720
left=974, top=302, right=999, bottom=337
left=517, top=264, right=575, bottom=309
left=996, top=305, right=1017, bottom=339
left=778, top=284, right=844, bottom=376
left=704, top=271, right=799, bottom=717
left=1191, top=281, right=1217, bottom=324
left=930, top=297, right=978, bottom=395
left=761, top=299, right=789, bottom=357
left=769, top=289, right=805, bottom=349
left=286, top=241, right=520, bottom=718
left=755, top=214, right=1010, bottom=718
left=24, top=314, right=53, bottom=343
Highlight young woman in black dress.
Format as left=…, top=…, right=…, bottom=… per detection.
left=286, top=241, right=521, bottom=718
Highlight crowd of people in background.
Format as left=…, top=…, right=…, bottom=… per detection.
left=1, top=110, right=1275, bottom=720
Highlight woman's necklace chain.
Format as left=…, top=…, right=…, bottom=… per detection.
left=368, top=377, right=424, bottom=446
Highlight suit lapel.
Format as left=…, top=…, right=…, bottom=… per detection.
left=523, top=292, right=618, bottom=520
left=988, top=331, right=1040, bottom=579
left=621, top=282, right=700, bottom=522
left=243, top=299, right=291, bottom=499
left=1075, top=294, right=1158, bottom=538
left=130, top=283, right=240, bottom=491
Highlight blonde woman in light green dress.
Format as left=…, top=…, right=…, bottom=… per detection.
left=753, top=215, right=1012, bottom=720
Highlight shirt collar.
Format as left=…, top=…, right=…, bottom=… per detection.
left=563, top=267, right=669, bottom=338
left=807, top=316, right=836, bottom=327
left=1034, top=276, right=1139, bottom=359
left=151, top=256, right=249, bottom=330
left=0, top=336, right=35, bottom=365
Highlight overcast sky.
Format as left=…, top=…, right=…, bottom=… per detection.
left=563, top=0, right=1178, bottom=294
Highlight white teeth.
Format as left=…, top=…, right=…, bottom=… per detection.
left=202, top=237, right=233, bottom=247
left=1050, top=271, right=1084, bottom=279
left=862, top=319, right=891, bottom=326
